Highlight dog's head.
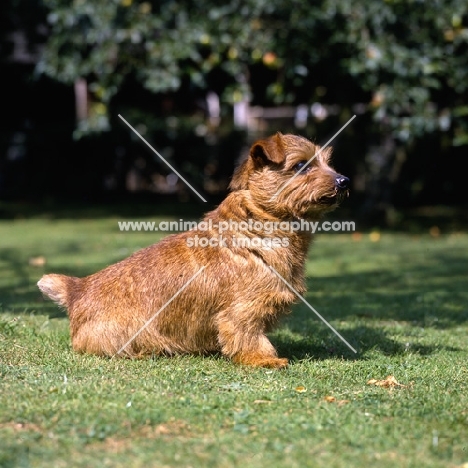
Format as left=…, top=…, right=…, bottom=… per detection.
left=229, top=132, right=349, bottom=219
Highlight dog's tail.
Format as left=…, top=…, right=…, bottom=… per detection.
left=37, top=274, right=79, bottom=309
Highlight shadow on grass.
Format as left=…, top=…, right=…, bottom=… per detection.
left=0, top=245, right=99, bottom=319
left=299, top=250, right=468, bottom=328
left=271, top=323, right=461, bottom=363
left=269, top=249, right=467, bottom=360
left=1, top=235, right=466, bottom=360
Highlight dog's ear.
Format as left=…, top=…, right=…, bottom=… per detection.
left=250, top=132, right=286, bottom=166
left=229, top=133, right=285, bottom=191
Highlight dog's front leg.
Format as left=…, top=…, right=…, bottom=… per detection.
left=216, top=313, right=288, bottom=369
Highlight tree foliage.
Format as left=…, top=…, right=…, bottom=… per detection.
left=38, top=0, right=468, bottom=146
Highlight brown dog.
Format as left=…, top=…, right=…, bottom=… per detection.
left=38, top=133, right=349, bottom=368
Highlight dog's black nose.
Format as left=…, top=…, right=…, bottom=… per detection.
left=335, top=175, right=350, bottom=190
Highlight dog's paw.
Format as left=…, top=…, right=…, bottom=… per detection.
left=233, top=353, right=289, bottom=369
left=258, top=357, right=289, bottom=369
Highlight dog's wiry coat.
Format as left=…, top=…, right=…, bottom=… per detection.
left=38, top=133, right=349, bottom=368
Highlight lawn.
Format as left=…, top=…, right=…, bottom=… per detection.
left=1, top=211, right=467, bottom=468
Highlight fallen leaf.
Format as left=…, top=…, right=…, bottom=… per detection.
left=323, top=396, right=350, bottom=405
left=29, top=256, right=46, bottom=267
left=369, top=231, right=381, bottom=242
left=367, top=375, right=407, bottom=388
left=337, top=399, right=350, bottom=406
left=295, top=386, right=307, bottom=393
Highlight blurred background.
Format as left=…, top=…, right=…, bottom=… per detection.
left=1, top=0, right=468, bottom=229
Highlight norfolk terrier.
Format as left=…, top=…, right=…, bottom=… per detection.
left=38, top=132, right=349, bottom=368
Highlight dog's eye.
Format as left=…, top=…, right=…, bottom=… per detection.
left=293, top=161, right=311, bottom=173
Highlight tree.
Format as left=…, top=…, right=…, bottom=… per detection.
left=30, top=0, right=468, bottom=210
left=38, top=0, right=468, bottom=139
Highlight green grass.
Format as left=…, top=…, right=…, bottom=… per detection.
left=1, top=214, right=467, bottom=468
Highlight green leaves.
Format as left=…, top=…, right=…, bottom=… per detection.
left=37, top=0, right=468, bottom=145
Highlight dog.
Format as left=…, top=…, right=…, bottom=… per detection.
left=38, top=132, right=349, bottom=368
